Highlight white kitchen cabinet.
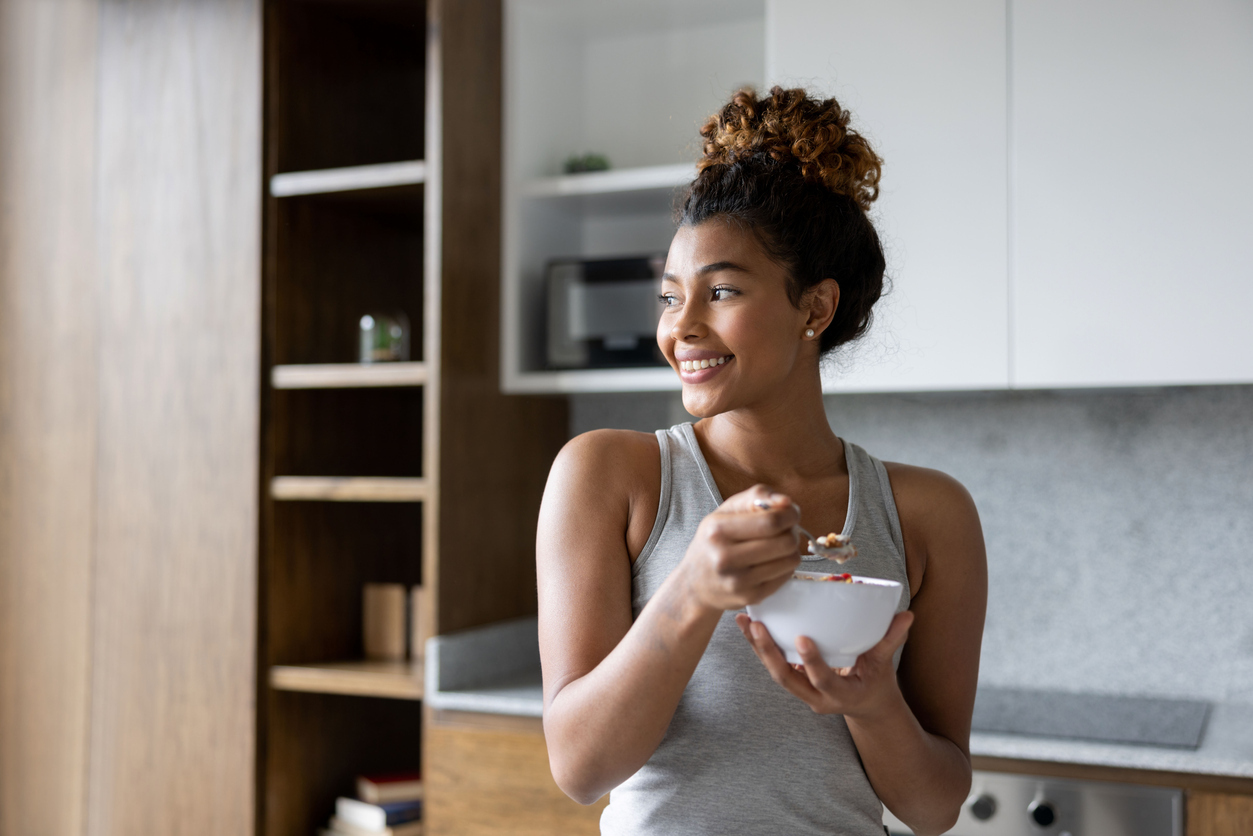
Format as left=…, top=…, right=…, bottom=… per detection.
left=1010, top=0, right=1253, bottom=387
left=767, top=0, right=1011, bottom=392
left=502, top=0, right=1253, bottom=394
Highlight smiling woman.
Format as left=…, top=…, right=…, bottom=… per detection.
left=536, top=87, right=988, bottom=836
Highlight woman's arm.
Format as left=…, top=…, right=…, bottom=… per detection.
left=737, top=465, right=986, bottom=836
left=537, top=430, right=802, bottom=804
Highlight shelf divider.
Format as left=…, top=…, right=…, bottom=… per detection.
left=271, top=476, right=429, bottom=502
left=270, top=160, right=427, bottom=197
left=270, top=660, right=423, bottom=700
left=272, top=361, right=428, bottom=389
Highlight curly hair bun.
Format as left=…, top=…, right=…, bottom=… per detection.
left=698, top=86, right=883, bottom=211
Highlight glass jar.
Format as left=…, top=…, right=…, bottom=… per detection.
left=358, top=311, right=410, bottom=363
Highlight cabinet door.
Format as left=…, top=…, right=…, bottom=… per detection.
left=425, top=715, right=607, bottom=836
left=768, top=0, right=1009, bottom=392
left=1187, top=791, right=1253, bottom=836
left=1011, top=0, right=1253, bottom=387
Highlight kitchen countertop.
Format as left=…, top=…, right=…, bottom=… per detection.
left=425, top=617, right=1253, bottom=782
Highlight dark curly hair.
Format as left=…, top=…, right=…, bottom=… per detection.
left=679, top=86, right=887, bottom=353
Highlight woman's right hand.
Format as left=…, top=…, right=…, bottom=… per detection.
left=679, top=485, right=803, bottom=612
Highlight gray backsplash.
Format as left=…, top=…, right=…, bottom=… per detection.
left=569, top=385, right=1253, bottom=705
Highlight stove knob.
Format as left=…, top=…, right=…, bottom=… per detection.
left=1028, top=799, right=1058, bottom=828
left=967, top=793, right=997, bottom=821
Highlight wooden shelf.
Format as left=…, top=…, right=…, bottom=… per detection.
left=270, top=659, right=423, bottom=700
left=272, top=362, right=428, bottom=389
left=270, top=160, right=427, bottom=197
left=523, top=162, right=694, bottom=198
left=271, top=476, right=429, bottom=502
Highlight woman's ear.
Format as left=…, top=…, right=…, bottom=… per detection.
left=804, top=279, right=840, bottom=338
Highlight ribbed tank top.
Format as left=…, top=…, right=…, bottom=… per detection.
left=599, top=423, right=911, bottom=836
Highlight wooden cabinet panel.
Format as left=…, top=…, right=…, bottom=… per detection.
left=1010, top=0, right=1253, bottom=387
left=84, top=1, right=261, bottom=834
left=0, top=2, right=99, bottom=835
left=425, top=717, right=607, bottom=836
left=768, top=0, right=1010, bottom=392
left=1188, top=791, right=1253, bottom=836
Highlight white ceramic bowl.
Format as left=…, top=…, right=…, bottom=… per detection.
left=745, top=571, right=903, bottom=667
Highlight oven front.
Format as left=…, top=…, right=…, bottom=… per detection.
left=883, top=770, right=1182, bottom=836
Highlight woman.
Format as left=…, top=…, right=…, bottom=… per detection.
left=536, top=87, right=987, bottom=836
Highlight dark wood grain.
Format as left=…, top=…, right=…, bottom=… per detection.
left=268, top=502, right=422, bottom=665
left=259, top=2, right=568, bottom=834
left=275, top=194, right=424, bottom=366
left=266, top=691, right=422, bottom=836
left=273, top=388, right=424, bottom=477
left=430, top=0, right=568, bottom=637
left=0, top=3, right=99, bottom=834
left=260, top=3, right=432, bottom=835
left=274, top=0, right=425, bottom=172
left=83, top=2, right=261, bottom=835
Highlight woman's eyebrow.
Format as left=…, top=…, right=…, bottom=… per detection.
left=662, top=261, right=749, bottom=282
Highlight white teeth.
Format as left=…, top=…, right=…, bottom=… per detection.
left=680, top=355, right=731, bottom=372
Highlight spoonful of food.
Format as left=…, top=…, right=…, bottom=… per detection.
left=753, top=498, right=857, bottom=563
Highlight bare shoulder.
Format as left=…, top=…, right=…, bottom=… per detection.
left=881, top=462, right=978, bottom=525
left=546, top=429, right=663, bottom=559
left=881, top=462, right=984, bottom=583
left=552, top=429, right=659, bottom=494
left=557, top=428, right=658, bottom=466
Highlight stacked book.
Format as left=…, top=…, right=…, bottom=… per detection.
left=320, top=772, right=423, bottom=836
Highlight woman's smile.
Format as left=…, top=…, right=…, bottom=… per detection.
left=676, top=352, right=734, bottom=381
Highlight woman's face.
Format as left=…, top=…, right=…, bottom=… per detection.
left=658, top=220, right=830, bottom=418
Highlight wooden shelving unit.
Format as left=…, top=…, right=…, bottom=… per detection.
left=270, top=660, right=424, bottom=700
left=258, top=2, right=567, bottom=835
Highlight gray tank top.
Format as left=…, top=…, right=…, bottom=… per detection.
left=599, top=423, right=911, bottom=836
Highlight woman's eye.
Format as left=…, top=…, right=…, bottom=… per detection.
left=712, top=286, right=739, bottom=301
left=658, top=294, right=678, bottom=307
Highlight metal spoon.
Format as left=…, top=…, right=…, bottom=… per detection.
left=753, top=499, right=857, bottom=563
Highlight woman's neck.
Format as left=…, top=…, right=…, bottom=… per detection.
left=693, top=367, right=844, bottom=485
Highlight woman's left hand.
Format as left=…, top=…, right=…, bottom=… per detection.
left=734, top=611, right=914, bottom=719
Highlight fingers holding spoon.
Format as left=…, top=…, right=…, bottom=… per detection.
left=752, top=498, right=857, bottom=564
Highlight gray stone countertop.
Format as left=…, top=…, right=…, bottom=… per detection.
left=424, top=616, right=545, bottom=718
left=969, top=700, right=1253, bottom=779
left=425, top=617, right=1253, bottom=781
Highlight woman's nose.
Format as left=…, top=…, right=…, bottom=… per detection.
left=670, top=301, right=706, bottom=342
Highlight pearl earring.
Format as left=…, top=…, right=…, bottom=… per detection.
left=805, top=328, right=815, bottom=338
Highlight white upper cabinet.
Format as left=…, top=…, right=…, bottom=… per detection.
left=501, top=0, right=1252, bottom=393
left=767, top=0, right=1010, bottom=391
left=1010, top=0, right=1253, bottom=387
